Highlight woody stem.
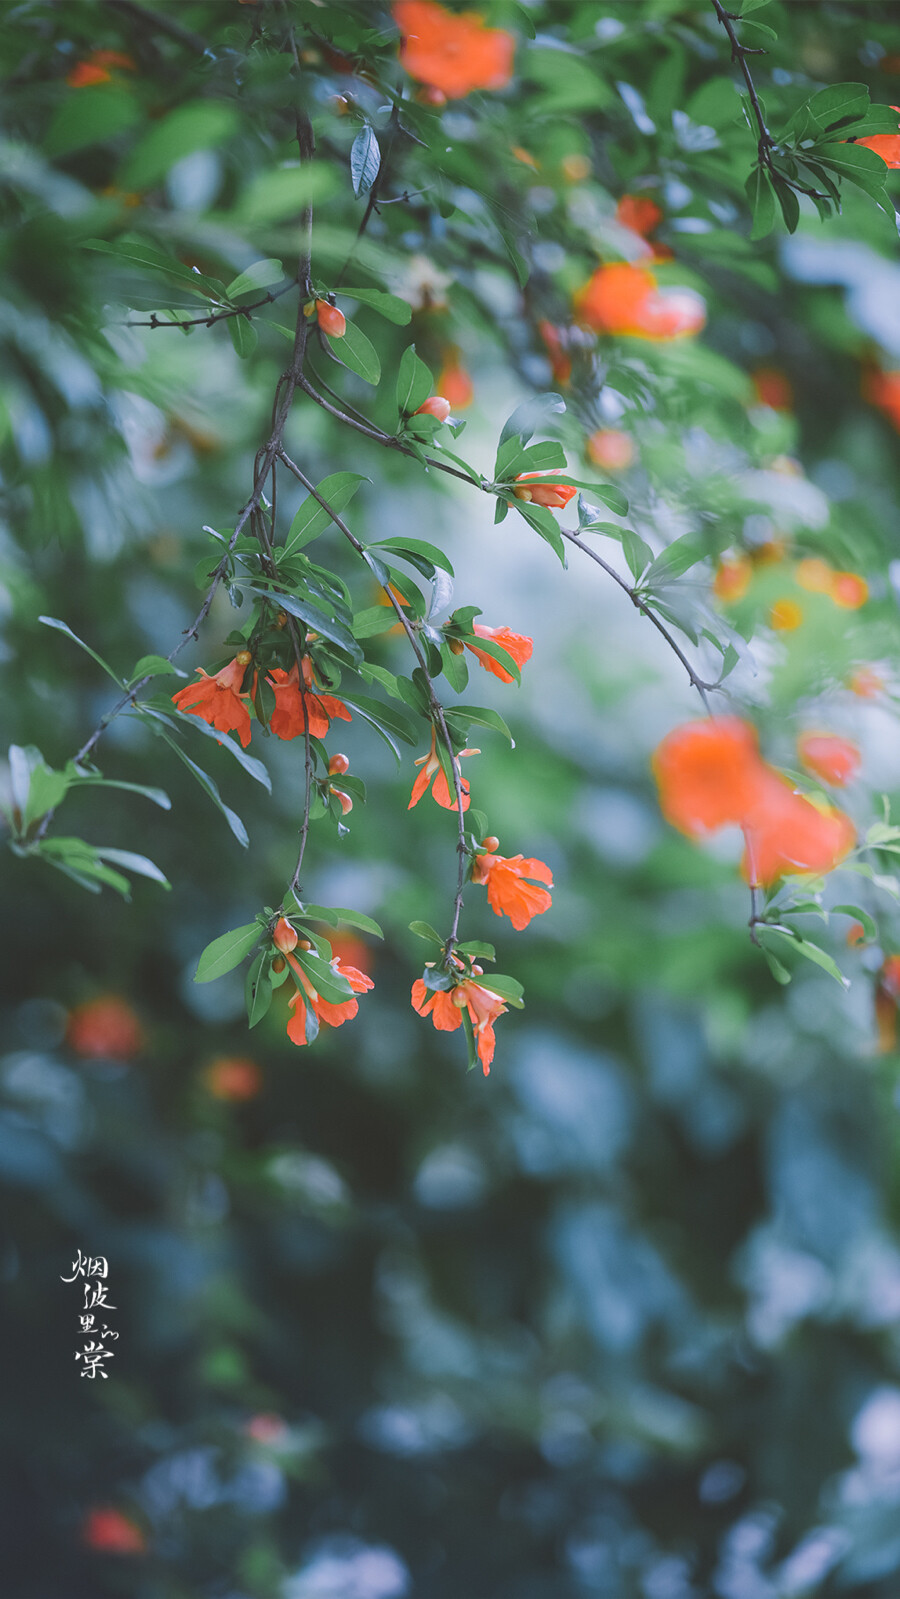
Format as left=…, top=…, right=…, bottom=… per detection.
left=277, top=448, right=469, bottom=950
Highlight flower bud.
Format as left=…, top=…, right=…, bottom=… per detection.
left=331, top=787, right=353, bottom=815
left=481, top=836, right=500, bottom=853
left=414, top=395, right=452, bottom=423
left=471, top=964, right=483, bottom=976
left=513, top=486, right=533, bottom=502
left=448, top=638, right=465, bottom=655
left=328, top=752, right=350, bottom=776
left=272, top=956, right=286, bottom=973
left=273, top=917, right=298, bottom=953
left=298, top=938, right=312, bottom=952
left=315, top=299, right=346, bottom=338
left=275, top=611, right=288, bottom=629
left=236, top=649, right=253, bottom=667
left=452, top=988, right=468, bottom=1008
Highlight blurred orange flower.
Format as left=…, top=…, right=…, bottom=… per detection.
left=652, top=717, right=763, bottom=837
left=436, top=349, right=474, bottom=409
left=574, top=263, right=705, bottom=340
left=82, top=1508, right=146, bottom=1554
left=849, top=666, right=884, bottom=698
left=587, top=430, right=634, bottom=471
left=713, top=555, right=752, bottom=604
left=67, top=50, right=135, bottom=87
left=741, top=770, right=855, bottom=885
left=615, top=194, right=663, bottom=238
left=770, top=598, right=803, bottom=631
left=797, top=732, right=861, bottom=787
left=67, top=997, right=143, bottom=1060
left=538, top=320, right=572, bottom=386
left=203, top=1057, right=261, bottom=1101
left=831, top=571, right=868, bottom=609
left=393, top=0, right=514, bottom=98
left=751, top=367, right=793, bottom=410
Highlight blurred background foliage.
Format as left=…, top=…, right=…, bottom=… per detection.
left=6, top=1, right=900, bottom=1596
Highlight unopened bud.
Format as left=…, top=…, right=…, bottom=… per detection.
left=236, top=649, right=253, bottom=667
left=331, top=787, right=353, bottom=815
left=414, top=395, right=452, bottom=423
left=471, top=964, right=483, bottom=976
left=328, top=752, right=350, bottom=776
left=275, top=611, right=288, bottom=629
left=272, top=956, right=286, bottom=973
left=297, top=938, right=312, bottom=952
left=513, top=486, right=533, bottom=502
left=273, top=917, right=298, bottom=953
left=452, top=988, right=468, bottom=1008
left=481, top=836, right=499, bottom=853
left=315, top=299, right=346, bottom=339
left=448, top=638, right=465, bottom=655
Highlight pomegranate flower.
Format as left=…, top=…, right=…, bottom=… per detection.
left=409, top=728, right=478, bottom=810
left=82, top=1507, right=146, bottom=1554
left=741, top=769, right=855, bottom=886
left=414, top=395, right=452, bottom=422
left=797, top=733, right=861, bottom=788
left=856, top=106, right=900, bottom=167
left=282, top=937, right=374, bottom=1046
left=573, top=262, right=706, bottom=340
left=172, top=652, right=252, bottom=748
left=513, top=473, right=577, bottom=510
left=465, top=623, right=533, bottom=683
left=411, top=970, right=507, bottom=1074
left=471, top=837, right=553, bottom=929
left=393, top=0, right=514, bottom=99
left=267, top=658, right=351, bottom=742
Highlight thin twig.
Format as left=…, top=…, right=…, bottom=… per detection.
left=115, top=278, right=298, bottom=332
left=709, top=0, right=826, bottom=201
left=104, top=0, right=210, bottom=55
left=277, top=448, right=470, bottom=949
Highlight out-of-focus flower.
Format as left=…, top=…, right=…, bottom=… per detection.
left=411, top=969, right=506, bottom=1073
left=561, top=152, right=591, bottom=182
left=847, top=921, right=867, bottom=947
left=511, top=145, right=539, bottom=170
left=831, top=571, right=868, bottom=609
left=586, top=429, right=634, bottom=471
left=409, top=729, right=477, bottom=811
left=652, top=717, right=763, bottom=837
left=513, top=472, right=576, bottom=509
left=471, top=838, right=553, bottom=929
left=741, top=770, right=855, bottom=886
left=67, top=50, right=135, bottom=87
left=393, top=0, right=514, bottom=98
left=795, top=557, right=834, bottom=594
left=172, top=653, right=253, bottom=748
left=877, top=956, right=900, bottom=1052
left=770, top=598, right=804, bottom=631
left=328, top=932, right=374, bottom=977
left=268, top=659, right=351, bottom=742
left=245, top=1413, right=290, bottom=1446
left=615, top=194, right=663, bottom=238
left=67, top=997, right=143, bottom=1060
left=751, top=367, right=794, bottom=410
left=82, top=1507, right=146, bottom=1554
left=574, top=262, right=706, bottom=339
left=849, top=665, right=884, bottom=698
left=464, top=623, right=532, bottom=683
left=713, top=554, right=752, bottom=604
left=855, top=106, right=900, bottom=166
left=538, top=321, right=572, bottom=386
left=395, top=255, right=452, bottom=311
left=797, top=732, right=861, bottom=787
left=863, top=364, right=900, bottom=429
left=436, top=348, right=473, bottom=409
left=203, top=1057, right=261, bottom=1101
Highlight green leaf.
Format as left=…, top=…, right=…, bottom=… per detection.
left=833, top=905, right=877, bottom=942
left=409, top=920, right=444, bottom=947
left=444, top=705, right=514, bottom=746
left=480, top=973, right=524, bottom=1008
left=456, top=940, right=496, bottom=961
left=154, top=704, right=271, bottom=791
left=353, top=606, right=396, bottom=638
left=441, top=644, right=469, bottom=691
left=120, top=101, right=239, bottom=189
left=816, top=141, right=889, bottom=199
left=746, top=165, right=777, bottom=239
left=44, top=84, right=140, bottom=158
left=244, top=588, right=362, bottom=662
left=339, top=693, right=418, bottom=755
left=68, top=774, right=172, bottom=810
left=195, top=922, right=262, bottom=983
left=350, top=123, right=381, bottom=198
left=643, top=533, right=708, bottom=586
left=370, top=537, right=454, bottom=576
left=225, top=259, right=285, bottom=299
left=299, top=905, right=384, bottom=938
left=513, top=500, right=566, bottom=563
left=39, top=616, right=122, bottom=684
left=340, top=286, right=412, bottom=325
left=23, top=765, right=69, bottom=828
left=396, top=345, right=433, bottom=414
left=149, top=723, right=249, bottom=846
left=82, top=238, right=225, bottom=299
left=38, top=838, right=133, bottom=898
left=129, top=654, right=181, bottom=683
left=559, top=479, right=629, bottom=515
left=460, top=1008, right=479, bottom=1072
left=772, top=174, right=800, bottom=234
left=456, top=632, right=520, bottom=683
left=282, top=471, right=367, bottom=557
left=334, top=318, right=380, bottom=385
left=498, top=392, right=566, bottom=449
left=93, top=847, right=170, bottom=888
left=228, top=315, right=258, bottom=360
left=293, top=949, right=355, bottom=1004
left=806, top=81, right=869, bottom=127
left=762, top=927, right=850, bottom=988
left=245, top=951, right=273, bottom=1027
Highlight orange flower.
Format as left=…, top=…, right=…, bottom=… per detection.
left=652, top=717, right=764, bottom=837
left=172, top=653, right=253, bottom=748
left=846, top=921, right=867, bottom=947
left=204, top=1057, right=262, bottom=1101
left=741, top=769, right=855, bottom=886
left=882, top=955, right=900, bottom=999
left=615, top=194, right=662, bottom=238
left=770, top=598, right=803, bottom=631
left=849, top=666, right=884, bottom=699
left=328, top=931, right=374, bottom=977
left=465, top=622, right=533, bottom=683
left=67, top=50, right=135, bottom=87
left=587, top=429, right=634, bottom=471
left=573, top=263, right=706, bottom=340
left=414, top=394, right=452, bottom=421
left=751, top=367, right=793, bottom=410
left=713, top=555, right=752, bottom=604
left=411, top=971, right=507, bottom=1073
left=393, top=0, right=514, bottom=98
left=436, top=349, right=474, bottom=409
left=315, top=299, right=346, bottom=338
left=795, top=557, right=833, bottom=594
left=513, top=472, right=576, bottom=510
left=538, top=320, right=572, bottom=386
left=856, top=106, right=900, bottom=166
left=471, top=839, right=553, bottom=929
left=267, top=658, right=351, bottom=742
left=67, top=997, right=143, bottom=1060
left=797, top=732, right=861, bottom=787
left=82, top=1508, right=146, bottom=1554
left=862, top=365, right=900, bottom=429
left=831, top=571, right=868, bottom=609
left=409, top=728, right=478, bottom=810
left=285, top=953, right=373, bottom=1045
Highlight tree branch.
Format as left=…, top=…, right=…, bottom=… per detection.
left=116, top=278, right=298, bottom=332
left=709, top=0, right=826, bottom=200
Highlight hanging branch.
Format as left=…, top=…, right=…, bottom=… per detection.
left=709, top=0, right=826, bottom=200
